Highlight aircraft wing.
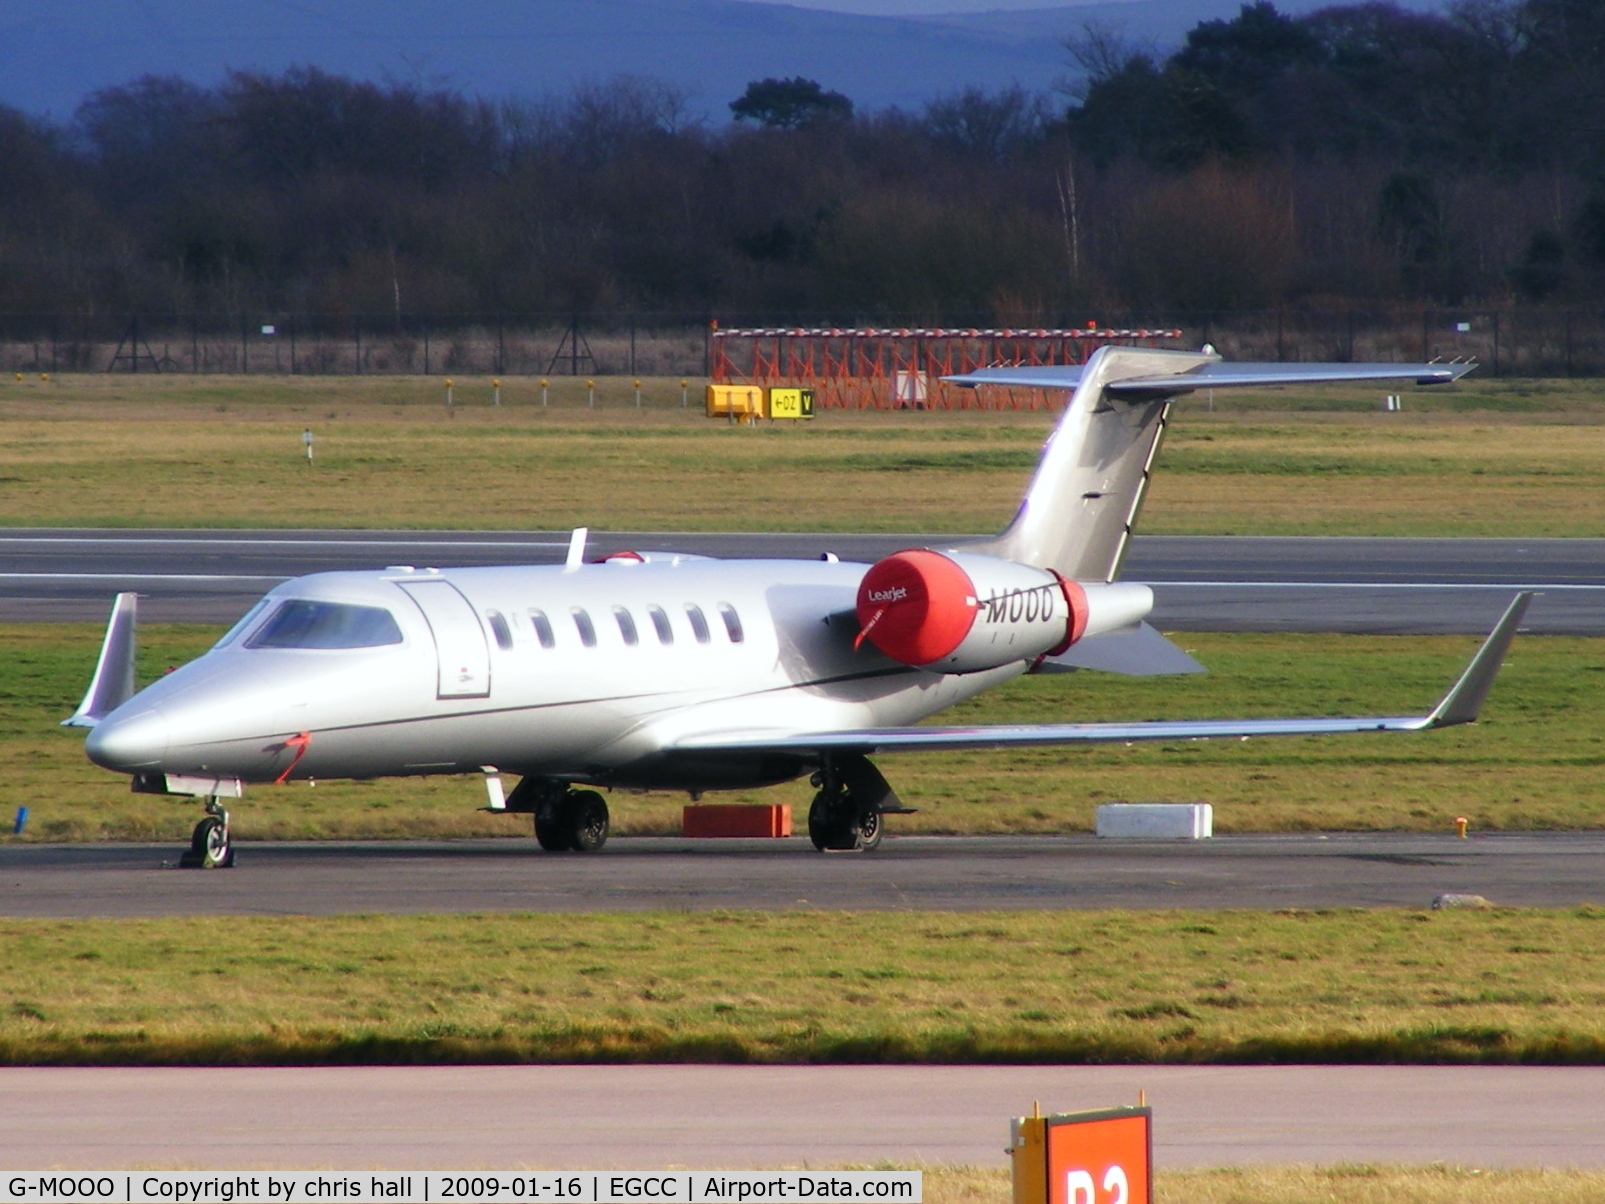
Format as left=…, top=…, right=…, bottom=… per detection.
left=945, top=360, right=1475, bottom=397
left=672, top=593, right=1530, bottom=757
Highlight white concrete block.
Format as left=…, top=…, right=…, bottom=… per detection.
left=1432, top=893, right=1492, bottom=910
left=1096, top=803, right=1213, bottom=839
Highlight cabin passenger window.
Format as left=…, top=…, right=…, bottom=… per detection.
left=246, top=600, right=404, bottom=649
left=571, top=607, right=597, bottom=648
left=613, top=606, right=639, bottom=646
left=486, top=610, right=513, bottom=651
left=717, top=603, right=744, bottom=644
left=685, top=603, right=711, bottom=645
left=529, top=608, right=556, bottom=649
left=648, top=605, right=673, bottom=645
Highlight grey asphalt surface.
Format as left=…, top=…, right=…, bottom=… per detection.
left=3, top=833, right=1600, bottom=918
left=2, top=530, right=1603, bottom=631
left=4, top=1064, right=1603, bottom=1169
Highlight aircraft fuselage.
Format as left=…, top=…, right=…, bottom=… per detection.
left=85, top=556, right=1024, bottom=792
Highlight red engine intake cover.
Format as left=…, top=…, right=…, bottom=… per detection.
left=855, top=550, right=978, bottom=665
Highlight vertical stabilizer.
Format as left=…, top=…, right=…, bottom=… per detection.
left=963, top=346, right=1215, bottom=581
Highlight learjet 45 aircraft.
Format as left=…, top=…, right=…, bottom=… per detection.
left=66, top=347, right=1529, bottom=867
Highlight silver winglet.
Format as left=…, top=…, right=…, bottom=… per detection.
left=1425, top=592, right=1533, bottom=728
left=63, top=592, right=139, bottom=728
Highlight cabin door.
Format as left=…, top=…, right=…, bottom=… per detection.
left=398, top=580, right=492, bottom=699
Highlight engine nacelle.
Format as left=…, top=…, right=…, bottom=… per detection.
left=855, top=549, right=1152, bottom=674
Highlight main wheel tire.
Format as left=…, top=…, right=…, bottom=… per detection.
left=534, top=803, right=572, bottom=852
left=808, top=791, right=857, bottom=852
left=807, top=792, right=835, bottom=851
left=568, top=790, right=610, bottom=853
left=855, top=806, right=883, bottom=852
left=190, top=816, right=231, bottom=869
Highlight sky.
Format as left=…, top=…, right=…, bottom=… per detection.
left=0, top=0, right=1443, bottom=121
left=745, top=0, right=1135, bottom=10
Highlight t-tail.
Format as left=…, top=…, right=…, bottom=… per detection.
left=960, top=346, right=1206, bottom=582
left=947, top=345, right=1475, bottom=582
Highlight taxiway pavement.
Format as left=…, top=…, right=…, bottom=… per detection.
left=3, top=833, right=1600, bottom=918
left=2, top=530, right=1603, bottom=632
left=4, top=1064, right=1603, bottom=1169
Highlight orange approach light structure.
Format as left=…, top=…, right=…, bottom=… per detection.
left=709, top=324, right=1183, bottom=410
left=1011, top=1105, right=1152, bottom=1204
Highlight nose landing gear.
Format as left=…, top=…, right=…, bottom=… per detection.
left=178, top=797, right=234, bottom=869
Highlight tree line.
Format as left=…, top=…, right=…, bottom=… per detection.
left=0, top=0, right=1601, bottom=324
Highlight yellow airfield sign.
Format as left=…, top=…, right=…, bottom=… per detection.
left=766, top=387, right=814, bottom=420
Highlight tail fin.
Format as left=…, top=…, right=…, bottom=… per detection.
left=949, top=347, right=1477, bottom=582
left=962, top=346, right=1213, bottom=582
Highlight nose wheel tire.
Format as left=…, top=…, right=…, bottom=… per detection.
left=534, top=789, right=610, bottom=853
left=179, top=803, right=234, bottom=869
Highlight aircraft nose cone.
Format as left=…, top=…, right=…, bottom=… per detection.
left=85, top=706, right=170, bottom=771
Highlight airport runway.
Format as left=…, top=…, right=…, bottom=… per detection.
left=4, top=1063, right=1604, bottom=1169
left=3, top=833, right=1601, bottom=918
left=1, top=530, right=1601, bottom=632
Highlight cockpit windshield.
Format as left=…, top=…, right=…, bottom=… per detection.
left=212, top=599, right=271, bottom=649
left=245, top=600, right=404, bottom=650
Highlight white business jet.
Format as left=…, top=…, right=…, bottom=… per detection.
left=66, top=347, right=1527, bottom=867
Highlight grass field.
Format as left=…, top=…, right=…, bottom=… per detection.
left=11, top=622, right=1604, bottom=841
left=2, top=373, right=1605, bottom=535
left=931, top=1165, right=1605, bottom=1204
left=2, top=908, right=1603, bottom=1064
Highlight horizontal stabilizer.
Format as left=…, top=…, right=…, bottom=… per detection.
left=1106, top=360, right=1476, bottom=398
left=671, top=593, right=1526, bottom=757
left=62, top=592, right=138, bottom=728
left=945, top=365, right=1086, bottom=390
left=1034, top=622, right=1206, bottom=677
left=946, top=360, right=1474, bottom=397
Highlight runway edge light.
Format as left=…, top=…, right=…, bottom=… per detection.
left=1010, top=1099, right=1152, bottom=1204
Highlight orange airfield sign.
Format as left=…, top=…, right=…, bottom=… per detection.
left=1046, top=1111, right=1150, bottom=1204
left=1011, top=1107, right=1151, bottom=1204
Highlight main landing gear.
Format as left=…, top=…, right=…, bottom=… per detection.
left=179, top=797, right=234, bottom=869
left=807, top=755, right=911, bottom=853
left=505, top=778, right=610, bottom=853
left=808, top=790, right=881, bottom=852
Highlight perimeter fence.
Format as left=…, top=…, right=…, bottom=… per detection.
left=2, top=308, right=1603, bottom=379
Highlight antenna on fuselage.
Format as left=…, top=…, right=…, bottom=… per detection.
left=564, top=527, right=589, bottom=572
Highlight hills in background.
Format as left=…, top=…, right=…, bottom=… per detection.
left=0, top=0, right=1441, bottom=119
